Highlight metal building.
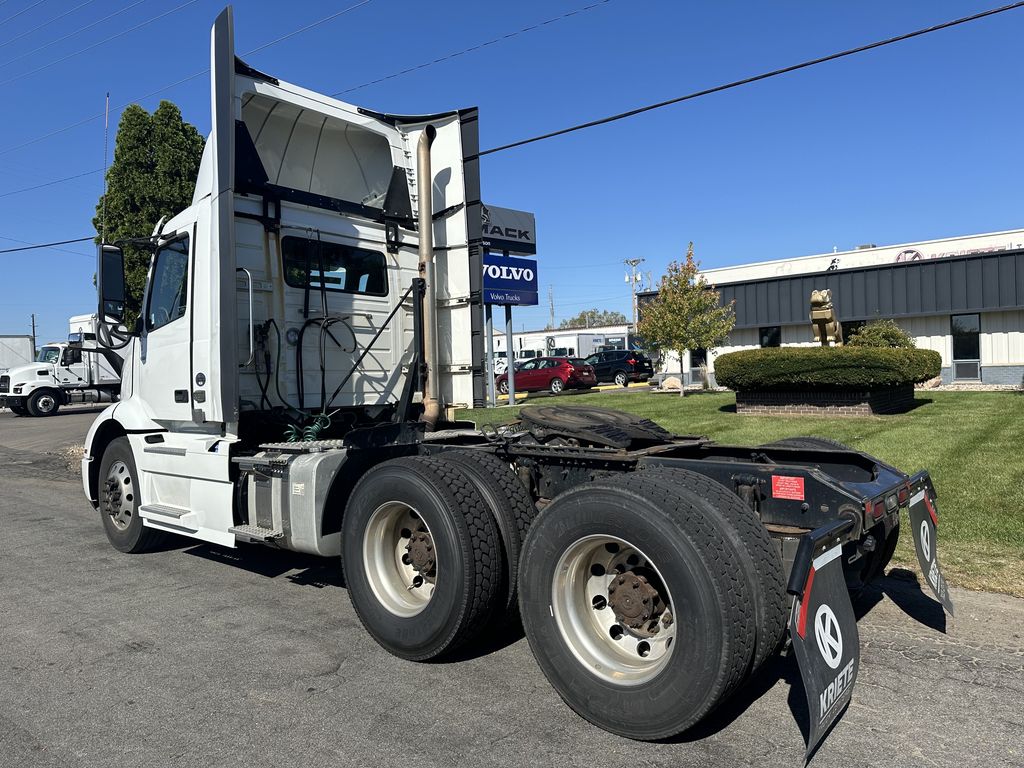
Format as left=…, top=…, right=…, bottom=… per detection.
left=641, top=229, right=1024, bottom=386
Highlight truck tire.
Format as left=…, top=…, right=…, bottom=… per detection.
left=98, top=437, right=168, bottom=553
left=27, top=389, right=61, bottom=417
left=613, top=370, right=628, bottom=387
left=638, top=466, right=787, bottom=672
left=9, top=405, right=27, bottom=416
left=436, top=450, right=537, bottom=624
left=342, top=456, right=503, bottom=661
left=518, top=479, right=756, bottom=740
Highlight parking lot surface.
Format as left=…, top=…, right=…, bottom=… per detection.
left=1, top=410, right=1022, bottom=768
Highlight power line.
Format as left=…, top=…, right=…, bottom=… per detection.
left=0, top=0, right=45, bottom=27
left=0, top=236, right=93, bottom=254
left=477, top=0, right=1024, bottom=157
left=0, top=0, right=98, bottom=51
left=0, top=0, right=200, bottom=88
left=0, top=0, right=148, bottom=69
left=0, top=1, right=375, bottom=157
left=0, top=168, right=101, bottom=199
left=332, top=0, right=613, bottom=97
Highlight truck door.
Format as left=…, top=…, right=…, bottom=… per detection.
left=137, top=231, right=195, bottom=422
left=57, top=346, right=89, bottom=387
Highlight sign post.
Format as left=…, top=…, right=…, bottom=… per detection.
left=480, top=204, right=537, bottom=407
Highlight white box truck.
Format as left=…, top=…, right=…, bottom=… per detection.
left=0, top=334, right=34, bottom=374
left=0, top=314, right=123, bottom=416
left=80, top=7, right=952, bottom=756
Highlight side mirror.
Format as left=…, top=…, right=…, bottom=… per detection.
left=98, top=244, right=127, bottom=324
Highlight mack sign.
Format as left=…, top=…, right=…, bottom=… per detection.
left=483, top=253, right=538, bottom=306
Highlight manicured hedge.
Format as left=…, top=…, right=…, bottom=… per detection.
left=714, top=346, right=942, bottom=390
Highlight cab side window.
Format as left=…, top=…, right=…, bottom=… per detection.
left=147, top=237, right=190, bottom=332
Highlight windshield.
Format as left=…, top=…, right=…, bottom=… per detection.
left=36, top=346, right=60, bottom=364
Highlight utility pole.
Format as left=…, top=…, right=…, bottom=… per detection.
left=547, top=284, right=555, bottom=330
left=624, top=258, right=645, bottom=330
left=30, top=313, right=37, bottom=355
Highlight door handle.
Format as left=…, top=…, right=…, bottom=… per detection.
left=236, top=267, right=255, bottom=368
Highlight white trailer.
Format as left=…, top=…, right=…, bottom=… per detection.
left=0, top=334, right=33, bottom=374
left=0, top=314, right=123, bottom=416
left=80, top=8, right=952, bottom=755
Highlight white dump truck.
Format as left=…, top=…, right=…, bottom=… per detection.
left=82, top=8, right=952, bottom=758
left=1, top=314, right=123, bottom=416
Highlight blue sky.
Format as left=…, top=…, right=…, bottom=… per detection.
left=0, top=0, right=1021, bottom=343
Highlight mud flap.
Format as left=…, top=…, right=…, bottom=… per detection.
left=787, top=519, right=860, bottom=762
left=907, top=471, right=955, bottom=616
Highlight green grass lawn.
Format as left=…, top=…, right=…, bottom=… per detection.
left=458, top=390, right=1024, bottom=596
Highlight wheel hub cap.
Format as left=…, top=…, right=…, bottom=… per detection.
left=607, top=570, right=663, bottom=632
left=405, top=529, right=436, bottom=578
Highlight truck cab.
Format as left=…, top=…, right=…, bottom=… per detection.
left=1, top=316, right=123, bottom=416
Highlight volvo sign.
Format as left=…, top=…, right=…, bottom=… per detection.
left=483, top=253, right=538, bottom=306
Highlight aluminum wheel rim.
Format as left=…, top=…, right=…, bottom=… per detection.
left=103, top=460, right=134, bottom=531
left=551, top=379, right=563, bottom=393
left=552, top=535, right=676, bottom=686
left=36, top=394, right=56, bottom=413
left=615, top=373, right=627, bottom=386
left=363, top=502, right=437, bottom=617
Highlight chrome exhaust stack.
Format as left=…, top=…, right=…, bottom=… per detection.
left=416, top=125, right=441, bottom=428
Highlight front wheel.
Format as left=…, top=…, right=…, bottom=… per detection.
left=519, top=480, right=756, bottom=740
left=27, top=389, right=60, bottom=416
left=548, top=377, right=564, bottom=394
left=9, top=405, right=28, bottom=416
left=613, top=370, right=628, bottom=387
left=98, top=437, right=167, bottom=553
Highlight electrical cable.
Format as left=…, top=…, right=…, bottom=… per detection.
left=331, top=0, right=614, bottom=96
left=0, top=0, right=45, bottom=27
left=0, top=169, right=101, bottom=199
left=0, top=236, right=93, bottom=253
left=476, top=0, right=1024, bottom=157
left=0, top=0, right=98, bottom=51
left=0, top=0, right=200, bottom=88
left=0, top=1, right=373, bottom=157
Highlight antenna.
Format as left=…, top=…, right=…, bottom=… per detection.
left=101, top=92, right=110, bottom=245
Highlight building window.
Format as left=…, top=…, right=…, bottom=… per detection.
left=951, top=313, right=980, bottom=380
left=759, top=326, right=781, bottom=348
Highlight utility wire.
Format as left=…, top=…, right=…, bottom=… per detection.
left=0, top=0, right=199, bottom=88
left=332, top=0, right=613, bottom=97
left=0, top=236, right=93, bottom=254
left=0, top=0, right=148, bottom=69
left=477, top=0, right=1024, bottom=157
left=0, top=0, right=374, bottom=157
left=0, top=168, right=101, bottom=199
left=0, top=0, right=45, bottom=27
left=0, top=0, right=98, bottom=51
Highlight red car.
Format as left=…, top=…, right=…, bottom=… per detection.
left=496, top=356, right=596, bottom=395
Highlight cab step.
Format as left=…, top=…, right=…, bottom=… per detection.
left=139, top=503, right=191, bottom=520
left=229, top=524, right=284, bottom=543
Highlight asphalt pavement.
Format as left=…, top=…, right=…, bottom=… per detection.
left=1, top=408, right=1022, bottom=768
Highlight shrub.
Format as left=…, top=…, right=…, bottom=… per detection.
left=714, top=346, right=941, bottom=390
left=847, top=319, right=915, bottom=348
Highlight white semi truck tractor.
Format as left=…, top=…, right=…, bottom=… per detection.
left=82, top=7, right=952, bottom=756
left=1, top=313, right=123, bottom=416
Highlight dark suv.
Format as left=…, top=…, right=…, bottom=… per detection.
left=584, top=349, right=654, bottom=386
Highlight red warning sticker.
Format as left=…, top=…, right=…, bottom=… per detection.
left=771, top=475, right=805, bottom=501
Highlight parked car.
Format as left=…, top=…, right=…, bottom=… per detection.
left=584, top=349, right=654, bottom=386
left=495, top=356, right=596, bottom=395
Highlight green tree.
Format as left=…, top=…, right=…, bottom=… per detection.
left=637, top=243, right=735, bottom=395
left=559, top=308, right=629, bottom=329
left=93, top=101, right=204, bottom=317
left=846, top=318, right=915, bottom=348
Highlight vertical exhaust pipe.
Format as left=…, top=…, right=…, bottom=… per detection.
left=417, top=125, right=441, bottom=428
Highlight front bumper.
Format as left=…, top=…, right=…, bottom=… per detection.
left=0, top=395, right=24, bottom=408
